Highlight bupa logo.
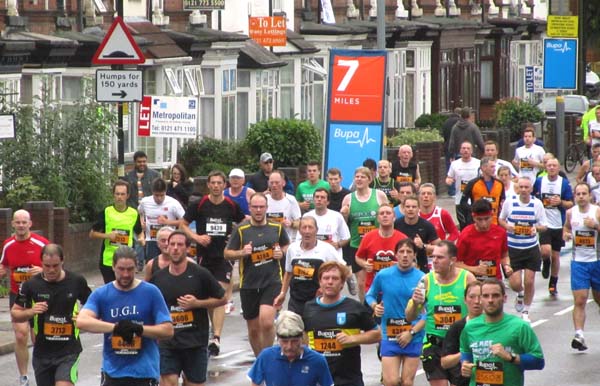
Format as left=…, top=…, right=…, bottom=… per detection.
left=333, top=127, right=376, bottom=148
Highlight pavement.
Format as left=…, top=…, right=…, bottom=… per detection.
left=0, top=192, right=461, bottom=357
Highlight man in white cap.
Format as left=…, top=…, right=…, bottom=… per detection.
left=224, top=168, right=254, bottom=217
left=248, top=311, right=333, bottom=386
left=247, top=152, right=295, bottom=195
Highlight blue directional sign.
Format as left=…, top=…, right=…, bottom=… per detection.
left=543, top=38, right=577, bottom=90
left=326, top=123, right=383, bottom=188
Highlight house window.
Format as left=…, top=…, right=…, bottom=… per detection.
left=439, top=50, right=454, bottom=112
left=0, top=77, right=21, bottom=105
left=255, top=69, right=278, bottom=123
left=237, top=70, right=251, bottom=138
left=222, top=68, right=237, bottom=140
left=200, top=68, right=215, bottom=137
left=280, top=61, right=295, bottom=119
left=301, top=57, right=326, bottom=130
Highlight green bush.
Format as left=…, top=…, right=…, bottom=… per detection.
left=245, top=118, right=322, bottom=167
left=494, top=98, right=545, bottom=141
left=0, top=83, right=114, bottom=223
left=178, top=138, right=255, bottom=176
left=387, top=128, right=443, bottom=147
left=414, top=113, right=448, bottom=134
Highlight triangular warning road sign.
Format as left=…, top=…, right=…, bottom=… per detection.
left=92, top=17, right=145, bottom=65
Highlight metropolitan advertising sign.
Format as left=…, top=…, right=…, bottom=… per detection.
left=324, top=49, right=387, bottom=188
left=138, top=96, right=198, bottom=138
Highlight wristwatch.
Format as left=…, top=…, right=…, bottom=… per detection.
left=509, top=352, right=517, bottom=363
left=409, top=329, right=416, bottom=336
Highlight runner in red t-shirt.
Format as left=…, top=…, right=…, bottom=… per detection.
left=0, top=209, right=49, bottom=386
left=418, top=183, right=460, bottom=242
left=456, top=199, right=511, bottom=281
left=356, top=205, right=407, bottom=291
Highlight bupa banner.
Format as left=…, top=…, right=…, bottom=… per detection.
left=324, top=49, right=387, bottom=188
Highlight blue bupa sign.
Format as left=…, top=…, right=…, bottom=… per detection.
left=543, top=38, right=578, bottom=90
left=324, top=49, right=387, bottom=188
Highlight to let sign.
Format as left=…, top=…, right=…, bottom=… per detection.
left=249, top=16, right=286, bottom=47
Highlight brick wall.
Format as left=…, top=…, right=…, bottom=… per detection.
left=0, top=202, right=100, bottom=274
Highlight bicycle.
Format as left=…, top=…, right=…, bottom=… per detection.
left=564, top=141, right=589, bottom=173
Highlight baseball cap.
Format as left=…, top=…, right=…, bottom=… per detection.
left=276, top=311, right=304, bottom=338
left=229, top=168, right=245, bottom=178
left=260, top=152, right=273, bottom=163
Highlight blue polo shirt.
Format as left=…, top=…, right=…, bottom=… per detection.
left=248, top=345, right=333, bottom=386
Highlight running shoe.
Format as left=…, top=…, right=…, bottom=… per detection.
left=571, top=334, right=588, bottom=351
left=208, top=338, right=221, bottom=356
left=515, top=294, right=525, bottom=312
left=19, top=376, right=29, bottom=386
left=225, top=300, right=235, bottom=314
left=346, top=275, right=358, bottom=296
left=521, top=311, right=530, bottom=323
left=549, top=287, right=558, bottom=298
left=541, top=259, right=550, bottom=279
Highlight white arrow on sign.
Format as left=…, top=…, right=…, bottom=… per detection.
left=96, top=69, right=144, bottom=102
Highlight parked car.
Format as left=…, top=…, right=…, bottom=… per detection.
left=536, top=94, right=589, bottom=127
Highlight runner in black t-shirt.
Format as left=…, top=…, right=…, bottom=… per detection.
left=302, top=261, right=380, bottom=386
left=394, top=196, right=441, bottom=272
left=11, top=244, right=91, bottom=386
left=180, top=170, right=245, bottom=356
left=225, top=193, right=290, bottom=357
left=151, top=230, right=226, bottom=385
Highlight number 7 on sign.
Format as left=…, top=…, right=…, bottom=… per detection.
left=336, top=60, right=359, bottom=92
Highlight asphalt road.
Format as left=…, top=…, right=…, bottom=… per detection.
left=0, top=243, right=599, bottom=385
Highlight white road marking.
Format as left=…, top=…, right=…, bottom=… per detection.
left=554, top=299, right=592, bottom=316
left=531, top=319, right=548, bottom=327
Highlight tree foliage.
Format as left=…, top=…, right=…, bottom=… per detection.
left=245, top=118, right=322, bottom=166
left=0, top=83, right=115, bottom=222
left=178, top=138, right=256, bottom=176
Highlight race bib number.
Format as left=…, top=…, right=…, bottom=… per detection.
left=111, top=335, right=142, bottom=355
left=482, top=196, right=496, bottom=204
left=149, top=224, right=162, bottom=240
left=574, top=230, right=595, bottom=249
left=541, top=193, right=558, bottom=209
left=267, top=212, right=285, bottom=224
left=514, top=223, right=532, bottom=236
left=357, top=222, right=376, bottom=236
left=317, top=234, right=333, bottom=242
left=475, top=361, right=504, bottom=386
left=206, top=221, right=227, bottom=236
left=460, top=180, right=469, bottom=192
left=171, top=310, right=194, bottom=328
left=433, top=305, right=461, bottom=330
left=43, top=321, right=73, bottom=340
left=395, top=175, right=413, bottom=183
left=12, top=268, right=32, bottom=284
left=373, top=259, right=395, bottom=272
left=251, top=249, right=273, bottom=264
left=292, top=264, right=315, bottom=280
left=477, top=260, right=497, bottom=279
left=111, top=229, right=130, bottom=246
left=312, top=329, right=343, bottom=356
left=519, top=158, right=532, bottom=171
left=386, top=318, right=410, bottom=340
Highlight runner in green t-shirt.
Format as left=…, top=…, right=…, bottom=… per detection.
left=296, top=161, right=330, bottom=213
left=460, top=278, right=545, bottom=386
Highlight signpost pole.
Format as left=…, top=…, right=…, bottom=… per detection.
left=555, top=2, right=568, bottom=164
left=116, top=0, right=125, bottom=177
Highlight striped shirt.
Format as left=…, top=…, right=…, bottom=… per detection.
left=499, top=197, right=547, bottom=249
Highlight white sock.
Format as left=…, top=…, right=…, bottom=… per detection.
left=576, top=329, right=584, bottom=337
left=523, top=305, right=530, bottom=312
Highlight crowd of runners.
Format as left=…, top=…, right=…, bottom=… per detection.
left=3, top=118, right=600, bottom=386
